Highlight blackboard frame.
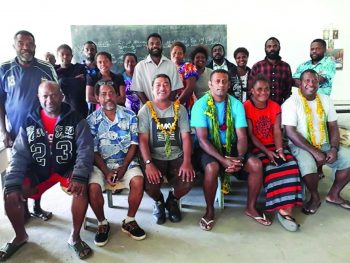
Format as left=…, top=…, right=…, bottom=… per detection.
left=71, top=24, right=227, bottom=72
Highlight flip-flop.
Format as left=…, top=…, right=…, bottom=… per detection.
left=68, top=240, right=92, bottom=260
left=302, top=202, right=321, bottom=215
left=30, top=210, right=53, bottom=221
left=245, top=212, right=272, bottom=226
left=277, top=212, right=300, bottom=232
left=199, top=217, right=214, bottom=231
left=326, top=199, right=350, bottom=210
left=0, top=241, right=27, bottom=261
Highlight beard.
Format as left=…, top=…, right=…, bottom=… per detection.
left=17, top=51, right=35, bottom=64
left=265, top=50, right=280, bottom=60
left=310, top=53, right=324, bottom=63
left=148, top=47, right=163, bottom=57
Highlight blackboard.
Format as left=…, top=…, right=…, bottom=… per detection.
left=71, top=25, right=227, bottom=72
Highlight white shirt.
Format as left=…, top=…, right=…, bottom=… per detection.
left=282, top=92, right=337, bottom=145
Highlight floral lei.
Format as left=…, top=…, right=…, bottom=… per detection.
left=204, top=93, right=234, bottom=194
left=146, top=99, right=181, bottom=158
left=298, top=89, right=328, bottom=149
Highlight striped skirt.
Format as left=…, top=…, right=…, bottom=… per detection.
left=252, top=144, right=303, bottom=212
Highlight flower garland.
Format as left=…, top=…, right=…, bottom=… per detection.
left=146, top=100, right=181, bottom=157
left=204, top=93, right=234, bottom=194
left=298, top=89, right=328, bottom=149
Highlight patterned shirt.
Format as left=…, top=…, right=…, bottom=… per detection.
left=248, top=57, right=293, bottom=105
left=293, top=56, right=336, bottom=95
left=87, top=106, right=139, bottom=170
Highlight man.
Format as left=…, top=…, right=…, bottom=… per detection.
left=0, top=30, right=58, bottom=221
left=0, top=81, right=94, bottom=261
left=44, top=52, right=57, bottom=67
left=293, top=39, right=336, bottom=95
left=130, top=33, right=183, bottom=103
left=138, top=74, right=195, bottom=225
left=82, top=40, right=99, bottom=80
left=282, top=69, right=350, bottom=215
left=191, top=69, right=268, bottom=231
left=207, top=43, right=236, bottom=72
left=56, top=44, right=88, bottom=117
left=86, top=81, right=146, bottom=245
left=248, top=37, right=293, bottom=105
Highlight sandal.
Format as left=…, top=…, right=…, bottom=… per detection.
left=68, top=240, right=92, bottom=260
left=30, top=209, right=53, bottom=221
left=277, top=212, right=300, bottom=232
left=199, top=217, right=214, bottom=231
left=245, top=212, right=272, bottom=226
left=0, top=241, right=27, bottom=261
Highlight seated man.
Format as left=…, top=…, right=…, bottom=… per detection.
left=138, top=74, right=195, bottom=225
left=282, top=69, right=350, bottom=214
left=191, top=69, right=268, bottom=231
left=0, top=81, right=94, bottom=261
left=87, top=81, right=146, bottom=244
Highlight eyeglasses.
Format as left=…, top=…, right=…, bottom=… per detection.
left=97, top=80, right=114, bottom=86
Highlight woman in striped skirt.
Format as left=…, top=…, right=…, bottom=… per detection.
left=243, top=74, right=303, bottom=231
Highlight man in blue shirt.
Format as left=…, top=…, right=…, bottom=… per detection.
left=293, top=39, right=336, bottom=95
left=0, top=30, right=58, bottom=221
left=87, top=81, right=146, bottom=245
left=191, top=69, right=269, bottom=231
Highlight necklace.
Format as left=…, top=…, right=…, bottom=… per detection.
left=146, top=100, right=181, bottom=157
left=298, top=89, right=327, bottom=148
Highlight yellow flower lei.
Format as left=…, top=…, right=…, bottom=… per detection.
left=298, top=89, right=328, bottom=149
left=146, top=99, right=181, bottom=157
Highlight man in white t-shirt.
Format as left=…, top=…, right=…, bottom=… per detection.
left=282, top=69, right=350, bottom=215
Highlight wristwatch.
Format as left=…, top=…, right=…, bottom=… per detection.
left=145, top=159, right=152, bottom=165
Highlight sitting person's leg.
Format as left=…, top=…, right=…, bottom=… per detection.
left=325, top=145, right=350, bottom=207
left=88, top=166, right=110, bottom=247
left=289, top=144, right=321, bottom=214
left=244, top=156, right=271, bottom=225
left=144, top=159, right=166, bottom=224
left=121, top=167, right=146, bottom=240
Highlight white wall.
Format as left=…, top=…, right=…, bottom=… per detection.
left=0, top=0, right=348, bottom=100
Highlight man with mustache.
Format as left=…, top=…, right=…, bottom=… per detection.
left=293, top=39, right=336, bottom=96
left=0, top=30, right=58, bottom=221
left=130, top=33, right=183, bottom=103
left=248, top=37, right=293, bottom=105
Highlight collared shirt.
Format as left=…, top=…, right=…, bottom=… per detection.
left=213, top=60, right=228, bottom=71
left=130, top=55, right=183, bottom=101
left=87, top=106, right=139, bottom=170
left=248, top=57, right=293, bottom=105
left=293, top=56, right=336, bottom=95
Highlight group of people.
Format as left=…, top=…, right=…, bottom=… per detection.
left=0, top=30, right=349, bottom=261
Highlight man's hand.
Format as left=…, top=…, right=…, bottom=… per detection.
left=67, top=181, right=86, bottom=196
left=223, top=156, right=243, bottom=173
left=326, top=148, right=337, bottom=164
left=1, top=131, right=13, bottom=148
left=178, top=161, right=195, bottom=182
left=145, top=163, right=162, bottom=184
left=74, top=74, right=85, bottom=80
left=311, top=148, right=326, bottom=167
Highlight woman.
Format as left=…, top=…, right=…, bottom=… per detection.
left=170, top=41, right=199, bottom=111
left=122, top=53, right=141, bottom=114
left=86, top=51, right=125, bottom=113
left=244, top=74, right=303, bottom=232
left=229, top=47, right=251, bottom=102
left=138, top=74, right=195, bottom=225
left=190, top=45, right=213, bottom=99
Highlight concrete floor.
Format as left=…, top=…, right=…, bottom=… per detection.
left=1, top=168, right=350, bottom=263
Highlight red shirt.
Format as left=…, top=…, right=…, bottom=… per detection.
left=244, top=99, right=281, bottom=145
left=40, top=109, right=58, bottom=143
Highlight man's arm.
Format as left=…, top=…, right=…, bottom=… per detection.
left=0, top=102, right=12, bottom=147
left=179, top=132, right=195, bottom=182
left=326, top=121, right=340, bottom=164
left=235, top=127, right=248, bottom=158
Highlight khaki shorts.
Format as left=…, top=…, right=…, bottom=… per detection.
left=89, top=165, right=143, bottom=191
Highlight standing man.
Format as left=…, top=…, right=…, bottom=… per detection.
left=248, top=37, right=293, bottom=105
left=130, top=33, right=183, bottom=103
left=82, top=40, right=99, bottom=81
left=293, top=39, right=336, bottom=96
left=191, top=69, right=268, bottom=231
left=87, top=81, right=146, bottom=244
left=0, top=81, right=94, bottom=261
left=282, top=69, right=350, bottom=215
left=0, top=30, right=57, bottom=220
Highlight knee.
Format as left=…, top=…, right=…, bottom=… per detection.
left=204, top=162, right=220, bottom=180
left=88, top=183, right=103, bottom=201
left=130, top=176, right=144, bottom=190
left=246, top=157, right=263, bottom=174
